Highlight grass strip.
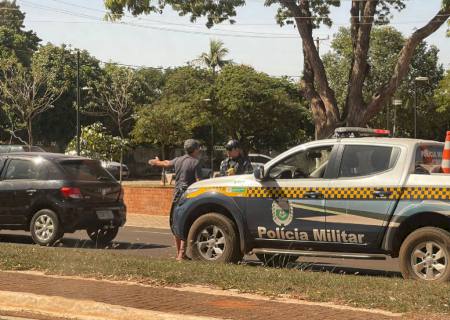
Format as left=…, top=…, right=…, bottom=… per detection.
left=0, top=243, right=449, bottom=314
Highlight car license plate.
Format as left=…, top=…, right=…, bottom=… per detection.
left=96, top=210, right=114, bottom=220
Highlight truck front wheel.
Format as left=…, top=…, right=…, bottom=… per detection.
left=187, top=213, right=242, bottom=263
left=399, top=227, right=450, bottom=282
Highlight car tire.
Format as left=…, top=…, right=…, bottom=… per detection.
left=30, top=209, right=63, bottom=246
left=87, top=227, right=119, bottom=247
left=187, top=213, right=242, bottom=263
left=256, top=253, right=298, bottom=268
left=399, top=227, right=450, bottom=282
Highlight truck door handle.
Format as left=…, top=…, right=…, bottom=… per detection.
left=304, top=191, right=323, bottom=199
left=372, top=190, right=392, bottom=198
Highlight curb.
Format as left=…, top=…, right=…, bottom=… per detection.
left=0, top=290, right=219, bottom=320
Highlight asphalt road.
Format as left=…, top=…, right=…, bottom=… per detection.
left=0, top=226, right=401, bottom=278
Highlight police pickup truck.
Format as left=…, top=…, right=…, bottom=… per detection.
left=172, top=128, right=450, bottom=282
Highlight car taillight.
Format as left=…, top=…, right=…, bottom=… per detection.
left=60, top=187, right=83, bottom=199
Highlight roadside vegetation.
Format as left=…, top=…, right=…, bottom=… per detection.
left=0, top=243, right=449, bottom=315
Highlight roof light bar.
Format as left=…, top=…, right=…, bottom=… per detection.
left=334, top=127, right=391, bottom=138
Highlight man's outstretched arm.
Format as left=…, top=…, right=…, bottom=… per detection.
left=148, top=157, right=174, bottom=168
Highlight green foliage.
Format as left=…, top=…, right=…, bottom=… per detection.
left=0, top=0, right=40, bottom=66
left=132, top=101, right=190, bottom=157
left=196, top=39, right=231, bottom=74
left=31, top=44, right=103, bottom=149
left=215, top=64, right=312, bottom=151
left=434, top=70, right=450, bottom=114
left=323, top=26, right=444, bottom=138
left=0, top=57, right=63, bottom=146
left=66, top=122, right=128, bottom=161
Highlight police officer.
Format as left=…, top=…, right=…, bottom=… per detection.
left=149, top=139, right=202, bottom=261
left=219, top=139, right=253, bottom=176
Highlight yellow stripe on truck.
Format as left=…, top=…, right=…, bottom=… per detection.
left=186, top=186, right=450, bottom=201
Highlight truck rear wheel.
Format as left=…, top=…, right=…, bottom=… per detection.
left=187, top=213, right=242, bottom=263
left=399, top=227, right=450, bottom=282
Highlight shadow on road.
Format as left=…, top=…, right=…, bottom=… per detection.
left=0, top=233, right=170, bottom=251
left=242, top=259, right=402, bottom=278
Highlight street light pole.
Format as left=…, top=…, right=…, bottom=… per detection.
left=392, top=99, right=402, bottom=137
left=76, top=50, right=81, bottom=155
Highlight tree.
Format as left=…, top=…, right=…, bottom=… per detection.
left=0, top=0, right=40, bottom=67
left=31, top=44, right=103, bottom=149
left=196, top=39, right=231, bottom=75
left=0, top=58, right=63, bottom=146
left=132, top=101, right=190, bottom=160
left=105, top=0, right=450, bottom=139
left=434, top=70, right=450, bottom=138
left=323, top=27, right=444, bottom=138
left=66, top=122, right=127, bottom=161
left=214, top=64, right=312, bottom=151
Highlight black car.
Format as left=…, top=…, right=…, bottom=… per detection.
left=0, top=153, right=126, bottom=246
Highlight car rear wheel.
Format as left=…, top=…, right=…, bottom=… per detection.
left=187, top=213, right=242, bottom=263
left=256, top=253, right=298, bottom=268
left=399, top=227, right=450, bottom=282
left=87, top=226, right=119, bottom=247
left=30, top=209, right=63, bottom=246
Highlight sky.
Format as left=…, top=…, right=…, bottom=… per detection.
left=16, top=0, right=450, bottom=77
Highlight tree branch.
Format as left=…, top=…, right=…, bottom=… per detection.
left=279, top=0, right=340, bottom=125
left=345, top=0, right=378, bottom=125
left=364, top=6, right=450, bottom=123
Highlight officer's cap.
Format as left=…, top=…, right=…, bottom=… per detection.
left=225, top=139, right=241, bottom=151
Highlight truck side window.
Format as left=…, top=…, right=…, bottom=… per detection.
left=269, top=146, right=333, bottom=179
left=339, top=145, right=399, bottom=178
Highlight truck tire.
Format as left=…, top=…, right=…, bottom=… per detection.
left=187, top=213, right=242, bottom=263
left=399, top=227, right=450, bottom=282
left=87, top=227, right=119, bottom=247
left=256, top=253, right=298, bottom=268
left=30, top=209, right=63, bottom=246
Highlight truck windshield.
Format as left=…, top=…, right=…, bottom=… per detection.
left=59, top=160, right=115, bottom=182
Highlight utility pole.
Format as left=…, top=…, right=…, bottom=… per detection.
left=76, top=50, right=81, bottom=156
left=315, top=35, right=329, bottom=55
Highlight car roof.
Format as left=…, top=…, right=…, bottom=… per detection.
left=0, top=152, right=92, bottom=161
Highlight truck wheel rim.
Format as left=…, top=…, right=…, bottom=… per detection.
left=196, top=225, right=226, bottom=261
left=411, top=241, right=447, bottom=280
left=34, top=215, right=55, bottom=242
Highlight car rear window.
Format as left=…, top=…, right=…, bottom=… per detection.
left=415, top=144, right=443, bottom=166
left=59, top=160, right=115, bottom=182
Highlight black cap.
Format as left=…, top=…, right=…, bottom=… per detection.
left=225, top=139, right=240, bottom=151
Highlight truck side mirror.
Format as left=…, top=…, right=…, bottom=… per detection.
left=254, top=165, right=265, bottom=181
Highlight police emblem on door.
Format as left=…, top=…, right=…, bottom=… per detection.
left=272, top=199, right=293, bottom=227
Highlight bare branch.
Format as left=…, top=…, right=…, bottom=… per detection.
left=364, top=6, right=450, bottom=123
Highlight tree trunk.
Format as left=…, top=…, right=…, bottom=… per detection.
left=27, top=118, right=33, bottom=146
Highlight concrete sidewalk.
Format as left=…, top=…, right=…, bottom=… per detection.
left=126, top=214, right=170, bottom=229
left=0, top=271, right=407, bottom=320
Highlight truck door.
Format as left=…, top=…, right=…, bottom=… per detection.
left=325, top=144, right=403, bottom=249
left=246, top=144, right=336, bottom=250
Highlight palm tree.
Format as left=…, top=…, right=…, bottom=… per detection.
left=197, top=39, right=230, bottom=75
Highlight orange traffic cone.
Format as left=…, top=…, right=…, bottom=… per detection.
left=442, top=131, right=450, bottom=174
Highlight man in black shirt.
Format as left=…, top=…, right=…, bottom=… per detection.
left=149, top=139, right=202, bottom=261
left=219, top=139, right=253, bottom=176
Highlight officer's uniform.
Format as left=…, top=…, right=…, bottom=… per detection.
left=219, top=155, right=253, bottom=176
